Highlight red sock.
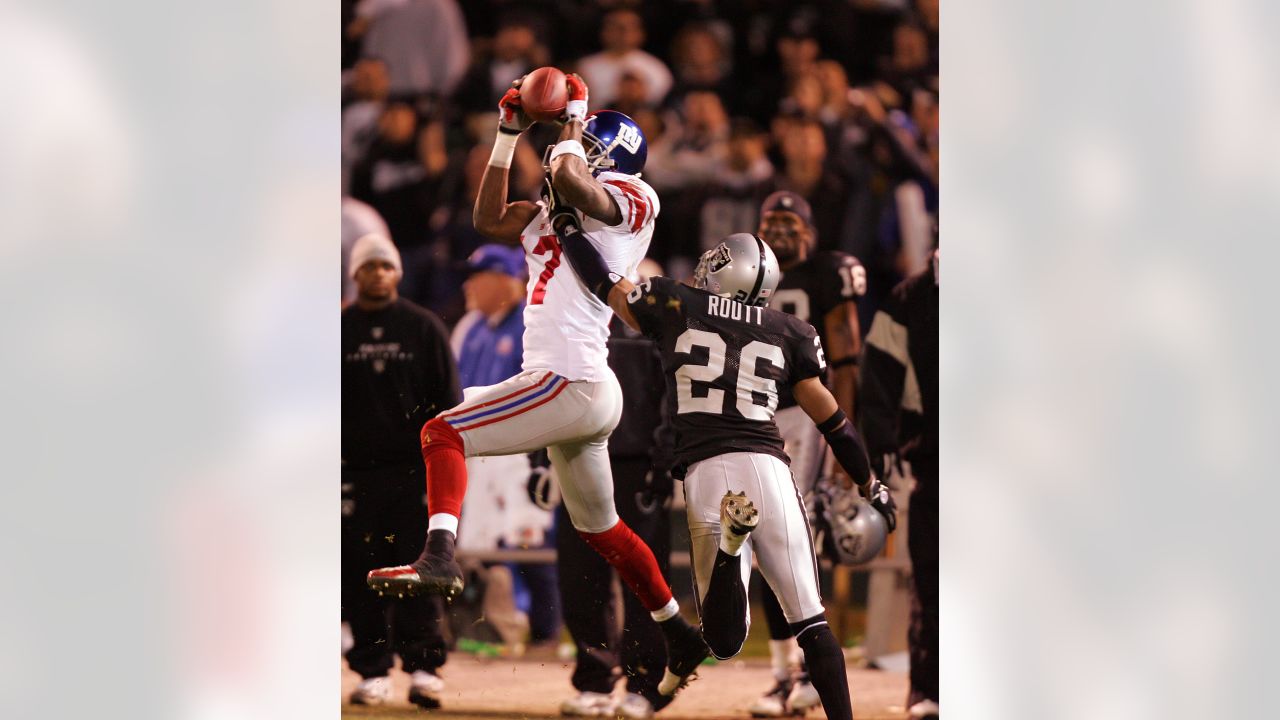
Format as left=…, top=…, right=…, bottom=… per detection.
left=579, top=520, right=674, bottom=612
left=420, top=418, right=467, bottom=519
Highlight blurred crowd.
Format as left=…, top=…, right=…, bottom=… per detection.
left=341, top=0, right=939, bottom=329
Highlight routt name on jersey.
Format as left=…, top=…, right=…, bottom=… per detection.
left=626, top=276, right=827, bottom=475
left=706, top=294, right=765, bottom=325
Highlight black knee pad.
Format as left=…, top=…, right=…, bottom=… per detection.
left=790, top=613, right=838, bottom=652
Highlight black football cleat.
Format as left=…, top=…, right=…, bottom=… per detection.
left=366, top=530, right=464, bottom=600
left=656, top=614, right=711, bottom=696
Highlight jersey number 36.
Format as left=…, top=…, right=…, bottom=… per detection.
left=674, top=329, right=783, bottom=421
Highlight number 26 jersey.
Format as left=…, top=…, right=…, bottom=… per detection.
left=626, top=276, right=828, bottom=473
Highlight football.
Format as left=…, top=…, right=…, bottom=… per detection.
left=519, top=66, right=568, bottom=122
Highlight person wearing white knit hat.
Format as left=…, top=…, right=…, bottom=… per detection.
left=350, top=231, right=401, bottom=276
left=343, top=229, right=460, bottom=709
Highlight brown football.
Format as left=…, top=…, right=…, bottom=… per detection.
left=519, top=66, right=568, bottom=122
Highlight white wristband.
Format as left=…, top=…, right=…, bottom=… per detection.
left=565, top=99, right=588, bottom=123
left=550, top=139, right=588, bottom=164
left=488, top=132, right=518, bottom=169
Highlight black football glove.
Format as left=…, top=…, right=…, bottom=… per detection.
left=635, top=468, right=674, bottom=515
left=543, top=175, right=581, bottom=234
left=859, top=475, right=898, bottom=533
left=526, top=449, right=555, bottom=511
left=527, top=466, right=554, bottom=510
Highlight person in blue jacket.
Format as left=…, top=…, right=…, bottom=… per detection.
left=452, top=244, right=561, bottom=647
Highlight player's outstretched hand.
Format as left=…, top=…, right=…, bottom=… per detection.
left=561, top=72, right=589, bottom=124
left=860, top=476, right=898, bottom=533
left=498, top=79, right=534, bottom=135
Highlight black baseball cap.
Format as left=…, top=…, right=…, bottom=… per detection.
left=760, top=191, right=813, bottom=227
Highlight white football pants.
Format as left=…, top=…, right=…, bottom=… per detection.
left=438, top=368, right=624, bottom=533
left=684, top=452, right=825, bottom=625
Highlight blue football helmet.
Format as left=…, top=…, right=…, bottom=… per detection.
left=583, top=110, right=647, bottom=175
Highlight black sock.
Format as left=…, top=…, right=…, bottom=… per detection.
left=423, top=529, right=456, bottom=560
left=791, top=615, right=852, bottom=720
left=700, top=549, right=748, bottom=660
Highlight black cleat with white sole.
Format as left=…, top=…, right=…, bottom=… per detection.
left=656, top=614, right=711, bottom=696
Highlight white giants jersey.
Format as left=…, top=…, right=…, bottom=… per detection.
left=518, top=171, right=659, bottom=381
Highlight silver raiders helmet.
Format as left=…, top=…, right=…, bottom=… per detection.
left=693, top=233, right=781, bottom=307
left=812, top=475, right=888, bottom=566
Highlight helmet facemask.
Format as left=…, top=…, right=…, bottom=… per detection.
left=581, top=127, right=619, bottom=173
left=539, top=127, right=619, bottom=176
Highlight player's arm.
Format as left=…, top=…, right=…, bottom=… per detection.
left=825, top=256, right=867, bottom=417
left=824, top=301, right=861, bottom=418
left=473, top=82, right=541, bottom=244
left=794, top=375, right=897, bottom=531
left=546, top=190, right=641, bottom=330
left=548, top=74, right=624, bottom=226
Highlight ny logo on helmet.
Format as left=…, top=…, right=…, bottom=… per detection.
left=616, top=123, right=643, bottom=153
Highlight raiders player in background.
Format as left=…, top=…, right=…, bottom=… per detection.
left=548, top=201, right=896, bottom=720
left=752, top=191, right=867, bottom=715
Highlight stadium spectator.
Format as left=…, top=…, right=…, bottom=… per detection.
left=342, top=58, right=391, bottom=194
left=815, top=60, right=854, bottom=128
left=342, top=233, right=459, bottom=708
left=348, top=101, right=447, bottom=250
left=880, top=20, right=934, bottom=99
left=643, top=90, right=729, bottom=193
left=778, top=71, right=825, bottom=122
left=450, top=245, right=561, bottom=648
left=352, top=0, right=470, bottom=99
left=341, top=197, right=391, bottom=306
left=424, top=133, right=543, bottom=325
left=349, top=101, right=469, bottom=311
left=453, top=12, right=550, bottom=116
left=838, top=85, right=937, bottom=327
left=858, top=252, right=939, bottom=720
left=606, top=68, right=654, bottom=119
left=666, top=22, right=734, bottom=104
left=556, top=267, right=676, bottom=719
left=576, top=8, right=673, bottom=107
left=763, top=117, right=850, bottom=252
left=694, top=117, right=774, bottom=254
left=740, top=20, right=821, bottom=123
left=916, top=0, right=940, bottom=48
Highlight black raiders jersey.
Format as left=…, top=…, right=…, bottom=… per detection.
left=626, top=275, right=828, bottom=475
left=769, top=251, right=865, bottom=408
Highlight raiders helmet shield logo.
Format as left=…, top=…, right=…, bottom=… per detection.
left=707, top=243, right=734, bottom=274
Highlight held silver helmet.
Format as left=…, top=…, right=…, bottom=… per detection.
left=693, top=233, right=780, bottom=307
left=812, top=475, right=888, bottom=566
